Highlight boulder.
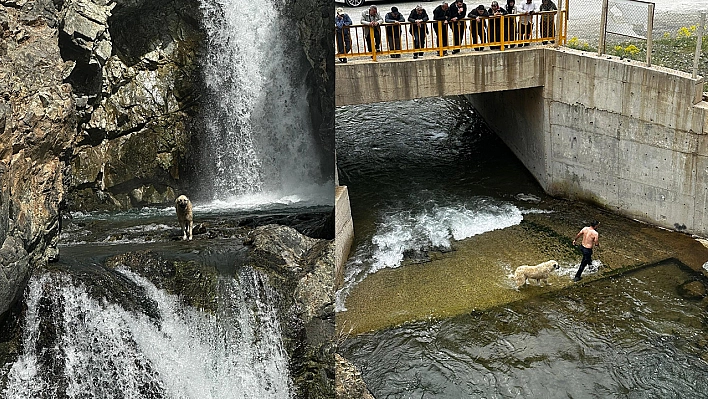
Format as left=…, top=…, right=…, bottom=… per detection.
left=335, top=353, right=375, bottom=399
left=245, top=224, right=335, bottom=399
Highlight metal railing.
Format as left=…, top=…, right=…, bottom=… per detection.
left=335, top=11, right=567, bottom=61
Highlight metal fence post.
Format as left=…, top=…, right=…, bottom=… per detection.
left=693, top=11, right=706, bottom=79
left=598, top=0, right=609, bottom=56
left=646, top=3, right=654, bottom=66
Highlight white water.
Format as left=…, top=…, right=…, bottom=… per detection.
left=335, top=198, right=525, bottom=312
left=199, top=0, right=328, bottom=203
left=4, top=269, right=291, bottom=399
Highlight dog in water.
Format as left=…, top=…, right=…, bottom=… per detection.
left=175, top=195, right=193, bottom=241
left=513, top=260, right=559, bottom=288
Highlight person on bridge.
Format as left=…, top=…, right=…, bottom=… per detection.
left=448, top=0, right=467, bottom=54
left=468, top=5, right=489, bottom=51
left=487, top=1, right=507, bottom=49
left=572, top=220, right=600, bottom=282
left=433, top=2, right=451, bottom=55
left=335, top=7, right=353, bottom=63
left=385, top=7, right=406, bottom=58
left=408, top=5, right=430, bottom=59
left=505, top=0, right=519, bottom=47
left=539, top=0, right=557, bottom=44
left=519, top=0, right=538, bottom=46
left=361, top=5, right=383, bottom=53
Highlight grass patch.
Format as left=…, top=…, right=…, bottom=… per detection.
left=565, top=25, right=708, bottom=91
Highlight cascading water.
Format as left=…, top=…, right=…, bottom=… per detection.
left=198, top=0, right=328, bottom=205
left=3, top=267, right=292, bottom=399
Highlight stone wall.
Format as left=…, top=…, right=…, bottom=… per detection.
left=335, top=185, right=353, bottom=288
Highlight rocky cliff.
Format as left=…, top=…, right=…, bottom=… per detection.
left=0, top=0, right=77, bottom=323
left=0, top=0, right=333, bottom=315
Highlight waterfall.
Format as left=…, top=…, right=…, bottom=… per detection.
left=3, top=268, right=291, bottom=399
left=198, top=0, right=327, bottom=204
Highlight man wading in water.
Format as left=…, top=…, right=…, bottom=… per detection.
left=572, top=220, right=599, bottom=281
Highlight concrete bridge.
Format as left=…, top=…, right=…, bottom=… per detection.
left=335, top=47, right=708, bottom=242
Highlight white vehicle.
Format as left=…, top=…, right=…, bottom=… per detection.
left=334, top=0, right=367, bottom=7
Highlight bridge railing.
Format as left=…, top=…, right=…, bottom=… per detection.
left=335, top=11, right=567, bottom=61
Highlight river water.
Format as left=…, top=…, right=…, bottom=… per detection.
left=335, top=96, right=708, bottom=397
left=0, top=201, right=333, bottom=398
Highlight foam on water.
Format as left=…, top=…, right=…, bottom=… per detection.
left=336, top=199, right=524, bottom=312
left=4, top=269, right=291, bottom=399
left=199, top=181, right=334, bottom=213
left=370, top=201, right=523, bottom=273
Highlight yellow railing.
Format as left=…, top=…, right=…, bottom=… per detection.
left=335, top=11, right=567, bottom=61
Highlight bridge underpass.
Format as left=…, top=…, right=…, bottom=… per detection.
left=334, top=46, right=708, bottom=274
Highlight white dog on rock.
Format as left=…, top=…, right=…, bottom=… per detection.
left=175, top=195, right=193, bottom=241
left=513, top=260, right=559, bottom=288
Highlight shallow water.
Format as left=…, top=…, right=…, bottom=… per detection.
left=339, top=261, right=708, bottom=398
left=335, top=96, right=708, bottom=395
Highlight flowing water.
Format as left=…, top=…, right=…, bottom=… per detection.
left=1, top=0, right=333, bottom=396
left=3, top=264, right=290, bottom=399
left=335, top=96, right=708, bottom=396
left=199, top=0, right=331, bottom=205
left=0, top=202, right=323, bottom=398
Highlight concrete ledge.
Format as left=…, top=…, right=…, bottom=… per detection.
left=335, top=48, right=545, bottom=106
left=335, top=185, right=354, bottom=289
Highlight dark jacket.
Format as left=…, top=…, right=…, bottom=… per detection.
left=433, top=5, right=450, bottom=21
left=448, top=2, right=467, bottom=22
left=408, top=9, right=430, bottom=34
left=385, top=11, right=405, bottom=35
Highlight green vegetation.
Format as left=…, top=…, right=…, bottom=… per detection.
left=565, top=25, right=708, bottom=91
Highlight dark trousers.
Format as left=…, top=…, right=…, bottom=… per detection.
left=386, top=29, right=402, bottom=51
left=412, top=27, right=426, bottom=55
left=435, top=23, right=449, bottom=47
left=364, top=27, right=381, bottom=52
left=451, top=21, right=465, bottom=46
left=488, top=18, right=502, bottom=49
left=470, top=22, right=486, bottom=45
left=575, top=246, right=593, bottom=279
left=541, top=19, right=555, bottom=42
left=504, top=19, right=516, bottom=47
left=336, top=30, right=351, bottom=54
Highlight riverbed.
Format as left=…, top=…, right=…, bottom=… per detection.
left=335, top=96, right=708, bottom=396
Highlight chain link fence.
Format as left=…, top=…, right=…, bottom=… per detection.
left=565, top=0, right=708, bottom=82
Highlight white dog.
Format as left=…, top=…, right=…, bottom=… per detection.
left=513, top=260, right=559, bottom=288
left=175, top=195, right=193, bottom=241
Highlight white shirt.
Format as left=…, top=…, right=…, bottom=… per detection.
left=520, top=1, right=537, bottom=24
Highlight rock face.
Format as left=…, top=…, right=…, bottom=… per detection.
left=0, top=0, right=77, bottom=321
left=65, top=0, right=202, bottom=211
left=0, top=0, right=333, bottom=327
left=101, top=224, right=335, bottom=399
left=245, top=224, right=335, bottom=399
left=335, top=353, right=375, bottom=399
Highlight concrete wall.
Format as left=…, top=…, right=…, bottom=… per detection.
left=335, top=185, right=354, bottom=288
left=469, top=48, right=708, bottom=236
left=335, top=49, right=545, bottom=106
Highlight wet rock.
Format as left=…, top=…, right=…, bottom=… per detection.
left=677, top=280, right=706, bottom=300
left=335, top=353, right=375, bottom=399
left=245, top=224, right=335, bottom=399
left=289, top=0, right=335, bottom=181
left=106, top=250, right=219, bottom=312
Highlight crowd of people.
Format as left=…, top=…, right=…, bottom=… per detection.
left=335, top=0, right=558, bottom=62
